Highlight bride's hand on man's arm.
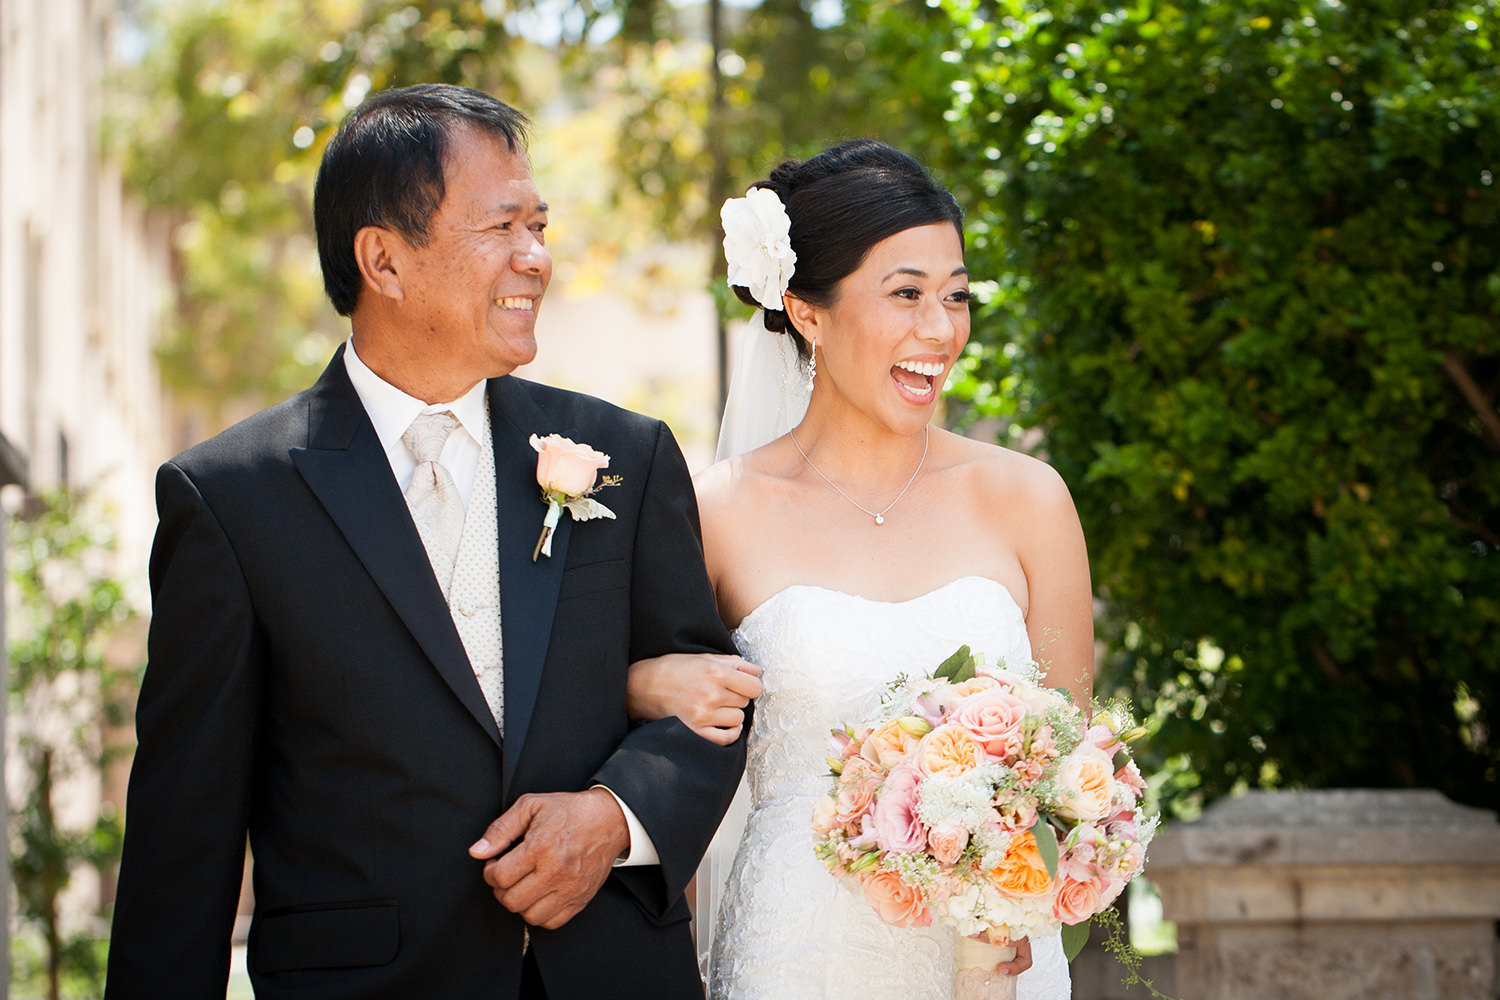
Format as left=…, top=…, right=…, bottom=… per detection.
left=626, top=653, right=763, bottom=745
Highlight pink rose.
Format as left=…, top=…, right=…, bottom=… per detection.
left=1053, top=876, right=1103, bottom=925
left=953, top=690, right=1029, bottom=760
left=862, top=871, right=932, bottom=927
left=871, top=764, right=927, bottom=853
left=1086, top=722, right=1125, bottom=757
left=928, top=822, right=969, bottom=865
left=1115, top=760, right=1147, bottom=799
left=530, top=433, right=609, bottom=496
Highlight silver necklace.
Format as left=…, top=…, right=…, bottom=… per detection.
left=788, top=426, right=930, bottom=526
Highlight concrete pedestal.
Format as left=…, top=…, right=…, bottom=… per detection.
left=1149, top=789, right=1500, bottom=1000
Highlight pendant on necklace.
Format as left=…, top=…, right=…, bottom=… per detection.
left=875, top=514, right=885, bottom=525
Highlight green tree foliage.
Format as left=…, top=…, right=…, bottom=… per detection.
left=8, top=491, right=138, bottom=998
left=108, top=0, right=546, bottom=425
left=916, top=0, right=1498, bottom=812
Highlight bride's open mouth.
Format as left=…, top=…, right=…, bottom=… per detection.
left=892, top=359, right=943, bottom=402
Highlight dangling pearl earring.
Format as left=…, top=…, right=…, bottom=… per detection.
left=807, top=341, right=818, bottom=393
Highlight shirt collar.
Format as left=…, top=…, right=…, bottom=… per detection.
left=343, top=338, right=489, bottom=451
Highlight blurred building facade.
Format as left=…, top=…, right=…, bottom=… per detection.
left=1, top=0, right=176, bottom=989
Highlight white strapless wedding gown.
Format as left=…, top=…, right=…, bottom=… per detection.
left=706, top=576, right=1071, bottom=1000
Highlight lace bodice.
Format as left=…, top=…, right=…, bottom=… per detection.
left=706, top=577, right=1071, bottom=1000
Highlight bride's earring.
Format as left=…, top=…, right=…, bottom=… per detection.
left=807, top=341, right=817, bottom=393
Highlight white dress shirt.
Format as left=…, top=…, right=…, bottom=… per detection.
left=342, top=340, right=657, bottom=866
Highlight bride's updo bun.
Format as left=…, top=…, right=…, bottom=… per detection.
left=730, top=140, right=964, bottom=355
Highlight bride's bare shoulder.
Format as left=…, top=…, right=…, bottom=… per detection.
left=940, top=430, right=1076, bottom=512
left=693, top=438, right=802, bottom=517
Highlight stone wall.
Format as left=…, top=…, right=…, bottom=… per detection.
left=1148, top=789, right=1500, bottom=1000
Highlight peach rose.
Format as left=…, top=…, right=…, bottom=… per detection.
left=834, top=760, right=881, bottom=827
left=953, top=690, right=1029, bottom=760
left=1055, top=743, right=1115, bottom=822
left=994, top=795, right=1039, bottom=832
left=530, top=433, right=609, bottom=496
left=989, top=830, right=1054, bottom=897
left=950, top=675, right=1001, bottom=698
left=862, top=871, right=931, bottom=927
left=812, top=795, right=839, bottom=836
left=865, top=718, right=923, bottom=768
left=917, top=724, right=985, bottom=777
left=928, top=822, right=970, bottom=865
left=1052, top=875, right=1103, bottom=924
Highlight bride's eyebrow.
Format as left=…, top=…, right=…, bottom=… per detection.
left=882, top=266, right=970, bottom=281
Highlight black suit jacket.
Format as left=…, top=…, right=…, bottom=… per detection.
left=105, top=351, right=743, bottom=999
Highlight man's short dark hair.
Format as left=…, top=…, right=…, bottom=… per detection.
left=313, top=84, right=531, bottom=316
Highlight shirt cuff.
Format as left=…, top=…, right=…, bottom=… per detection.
left=592, top=784, right=660, bottom=867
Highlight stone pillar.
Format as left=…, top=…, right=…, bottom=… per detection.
left=1149, top=789, right=1500, bottom=1000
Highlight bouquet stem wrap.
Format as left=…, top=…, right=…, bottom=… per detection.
left=953, top=934, right=1017, bottom=1000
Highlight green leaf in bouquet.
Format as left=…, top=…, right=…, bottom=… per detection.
left=1031, top=816, right=1060, bottom=879
left=933, top=645, right=976, bottom=683
left=1061, top=918, right=1091, bottom=962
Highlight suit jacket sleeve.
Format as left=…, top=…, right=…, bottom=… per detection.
left=589, top=420, right=746, bottom=918
left=105, top=461, right=263, bottom=997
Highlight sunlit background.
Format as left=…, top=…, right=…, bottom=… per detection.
left=2, top=0, right=1496, bottom=996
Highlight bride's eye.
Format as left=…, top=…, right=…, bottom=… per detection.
left=949, top=289, right=972, bottom=304
left=893, top=287, right=921, bottom=300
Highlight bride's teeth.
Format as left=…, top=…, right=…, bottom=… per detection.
left=895, top=360, right=944, bottom=377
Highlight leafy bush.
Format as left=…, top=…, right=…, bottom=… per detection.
left=926, top=0, right=1498, bottom=811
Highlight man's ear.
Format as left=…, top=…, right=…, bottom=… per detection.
left=353, top=225, right=407, bottom=302
left=783, top=293, right=820, bottom=337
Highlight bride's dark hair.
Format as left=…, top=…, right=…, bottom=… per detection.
left=733, top=140, right=964, bottom=356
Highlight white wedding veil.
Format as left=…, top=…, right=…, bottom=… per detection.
left=713, top=310, right=811, bottom=462
left=694, top=310, right=810, bottom=979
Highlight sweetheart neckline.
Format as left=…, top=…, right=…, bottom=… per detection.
left=732, top=575, right=1024, bottom=635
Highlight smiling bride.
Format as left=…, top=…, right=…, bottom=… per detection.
left=627, top=140, right=1093, bottom=1000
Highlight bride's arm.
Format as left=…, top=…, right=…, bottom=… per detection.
left=626, top=457, right=764, bottom=746
left=627, top=653, right=763, bottom=745
left=1013, top=460, right=1095, bottom=711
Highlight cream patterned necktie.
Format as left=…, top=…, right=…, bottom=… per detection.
left=402, top=410, right=465, bottom=598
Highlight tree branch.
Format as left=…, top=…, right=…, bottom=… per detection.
left=1442, top=353, right=1500, bottom=451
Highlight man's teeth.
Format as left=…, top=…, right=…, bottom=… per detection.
left=895, top=360, right=944, bottom=377
left=494, top=297, right=534, bottom=310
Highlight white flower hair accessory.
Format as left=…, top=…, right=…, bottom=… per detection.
left=721, top=186, right=797, bottom=311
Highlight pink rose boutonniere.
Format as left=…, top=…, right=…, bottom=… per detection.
left=529, top=434, right=622, bottom=561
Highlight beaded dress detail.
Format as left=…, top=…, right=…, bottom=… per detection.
left=707, top=576, right=1071, bottom=1000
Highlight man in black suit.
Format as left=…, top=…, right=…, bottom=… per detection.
left=105, top=84, right=746, bottom=999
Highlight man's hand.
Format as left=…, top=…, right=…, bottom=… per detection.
left=468, top=788, right=631, bottom=929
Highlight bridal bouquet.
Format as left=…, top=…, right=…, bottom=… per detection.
left=813, top=647, right=1155, bottom=996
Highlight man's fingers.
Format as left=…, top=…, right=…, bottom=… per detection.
left=469, top=797, right=538, bottom=859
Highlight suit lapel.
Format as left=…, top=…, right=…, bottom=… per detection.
left=289, top=351, right=502, bottom=748
left=488, top=377, right=571, bottom=788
